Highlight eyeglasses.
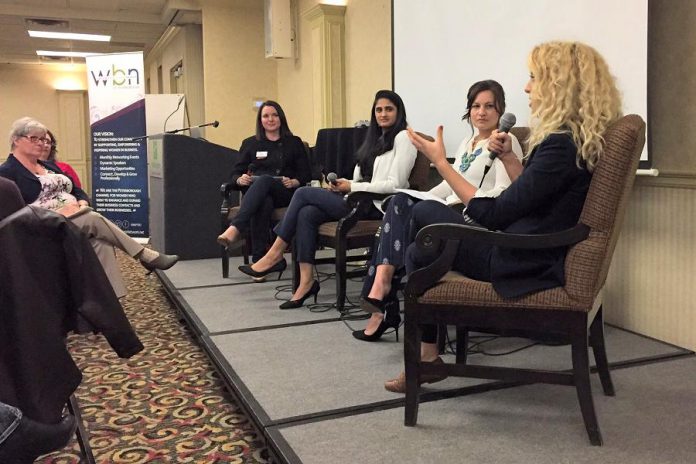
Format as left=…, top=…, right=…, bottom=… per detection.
left=22, top=135, right=53, bottom=145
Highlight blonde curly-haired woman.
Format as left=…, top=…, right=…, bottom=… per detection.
left=385, top=41, right=623, bottom=393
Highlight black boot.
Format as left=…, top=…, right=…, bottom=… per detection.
left=0, top=414, right=76, bottom=464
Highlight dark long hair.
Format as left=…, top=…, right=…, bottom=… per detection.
left=355, top=90, right=408, bottom=180
left=46, top=129, right=58, bottom=161
left=255, top=100, right=293, bottom=140
left=460, top=79, right=506, bottom=132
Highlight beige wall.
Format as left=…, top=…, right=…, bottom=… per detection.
left=275, top=0, right=316, bottom=143
left=275, top=0, right=392, bottom=144
left=0, top=63, right=87, bottom=159
left=201, top=0, right=278, bottom=149
left=647, top=0, right=696, bottom=174
left=343, top=0, right=391, bottom=127
left=145, top=24, right=206, bottom=131
left=148, top=0, right=391, bottom=148
left=603, top=0, right=696, bottom=350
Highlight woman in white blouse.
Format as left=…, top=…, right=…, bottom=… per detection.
left=353, top=80, right=524, bottom=341
left=239, top=90, right=418, bottom=309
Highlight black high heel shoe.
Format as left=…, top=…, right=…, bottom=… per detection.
left=352, top=297, right=401, bottom=342
left=238, top=258, right=287, bottom=281
left=279, top=280, right=320, bottom=309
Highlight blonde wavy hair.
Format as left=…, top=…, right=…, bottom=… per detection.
left=526, top=41, right=622, bottom=171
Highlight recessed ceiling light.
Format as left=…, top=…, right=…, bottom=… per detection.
left=29, top=31, right=111, bottom=42
left=36, top=50, right=99, bottom=58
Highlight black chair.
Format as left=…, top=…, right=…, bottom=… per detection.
left=0, top=182, right=143, bottom=460
left=219, top=141, right=312, bottom=277
left=296, top=134, right=433, bottom=312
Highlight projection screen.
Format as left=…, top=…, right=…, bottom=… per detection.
left=393, top=0, right=648, bottom=164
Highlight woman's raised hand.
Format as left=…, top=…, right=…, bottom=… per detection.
left=407, top=126, right=447, bottom=167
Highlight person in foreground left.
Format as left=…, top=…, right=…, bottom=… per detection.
left=0, top=117, right=179, bottom=296
left=0, top=401, right=75, bottom=464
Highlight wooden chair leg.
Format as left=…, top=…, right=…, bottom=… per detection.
left=404, top=320, right=421, bottom=427
left=291, top=242, right=300, bottom=292
left=221, top=247, right=229, bottom=278
left=67, top=394, right=96, bottom=464
left=335, top=247, right=348, bottom=313
left=437, top=323, right=447, bottom=354
left=571, top=329, right=603, bottom=446
left=243, top=231, right=251, bottom=265
left=455, top=327, right=469, bottom=364
left=589, top=306, right=615, bottom=396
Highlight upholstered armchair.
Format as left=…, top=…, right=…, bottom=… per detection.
left=401, top=115, right=646, bottom=445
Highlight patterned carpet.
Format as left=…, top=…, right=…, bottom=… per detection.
left=37, top=252, right=268, bottom=463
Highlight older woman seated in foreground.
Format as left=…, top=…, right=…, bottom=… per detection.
left=0, top=117, right=179, bottom=297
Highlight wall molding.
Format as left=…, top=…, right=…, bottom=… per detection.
left=303, top=3, right=346, bottom=130
left=636, top=170, right=696, bottom=190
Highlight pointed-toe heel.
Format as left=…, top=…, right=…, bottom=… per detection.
left=140, top=253, right=179, bottom=274
left=238, top=258, right=287, bottom=280
left=279, top=280, right=320, bottom=309
left=354, top=295, right=401, bottom=342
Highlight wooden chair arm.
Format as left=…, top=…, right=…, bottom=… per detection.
left=332, top=191, right=388, bottom=239
left=220, top=182, right=241, bottom=225
left=415, top=222, right=590, bottom=251
left=344, top=191, right=390, bottom=208
left=405, top=223, right=590, bottom=297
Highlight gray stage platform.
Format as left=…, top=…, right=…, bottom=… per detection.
left=158, top=257, right=695, bottom=464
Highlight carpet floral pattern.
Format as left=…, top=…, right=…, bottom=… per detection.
left=37, top=252, right=268, bottom=463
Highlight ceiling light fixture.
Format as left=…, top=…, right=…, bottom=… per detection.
left=36, top=50, right=99, bottom=58
left=29, top=31, right=111, bottom=42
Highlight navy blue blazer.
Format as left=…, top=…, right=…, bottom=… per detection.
left=466, top=133, right=592, bottom=298
left=0, top=153, right=90, bottom=206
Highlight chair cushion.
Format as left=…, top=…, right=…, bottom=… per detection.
left=227, top=206, right=287, bottom=222
left=318, top=220, right=382, bottom=238
left=418, top=271, right=587, bottom=312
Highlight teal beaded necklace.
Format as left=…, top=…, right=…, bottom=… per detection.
left=458, top=137, right=487, bottom=174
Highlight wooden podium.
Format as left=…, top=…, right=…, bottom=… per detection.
left=149, top=134, right=238, bottom=259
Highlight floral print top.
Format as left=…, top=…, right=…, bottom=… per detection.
left=31, top=171, right=77, bottom=211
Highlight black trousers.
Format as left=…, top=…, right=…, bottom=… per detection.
left=230, top=175, right=295, bottom=261
left=405, top=200, right=493, bottom=343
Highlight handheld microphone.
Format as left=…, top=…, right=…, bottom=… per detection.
left=247, top=163, right=256, bottom=176
left=326, top=172, right=338, bottom=185
left=480, top=113, right=516, bottom=188
left=485, top=113, right=516, bottom=167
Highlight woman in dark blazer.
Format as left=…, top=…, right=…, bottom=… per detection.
left=384, top=41, right=624, bottom=393
left=217, top=100, right=311, bottom=264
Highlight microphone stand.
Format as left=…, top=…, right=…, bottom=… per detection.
left=164, top=120, right=220, bottom=135
left=131, top=121, right=219, bottom=142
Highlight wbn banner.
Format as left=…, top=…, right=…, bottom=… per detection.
left=86, top=52, right=148, bottom=237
